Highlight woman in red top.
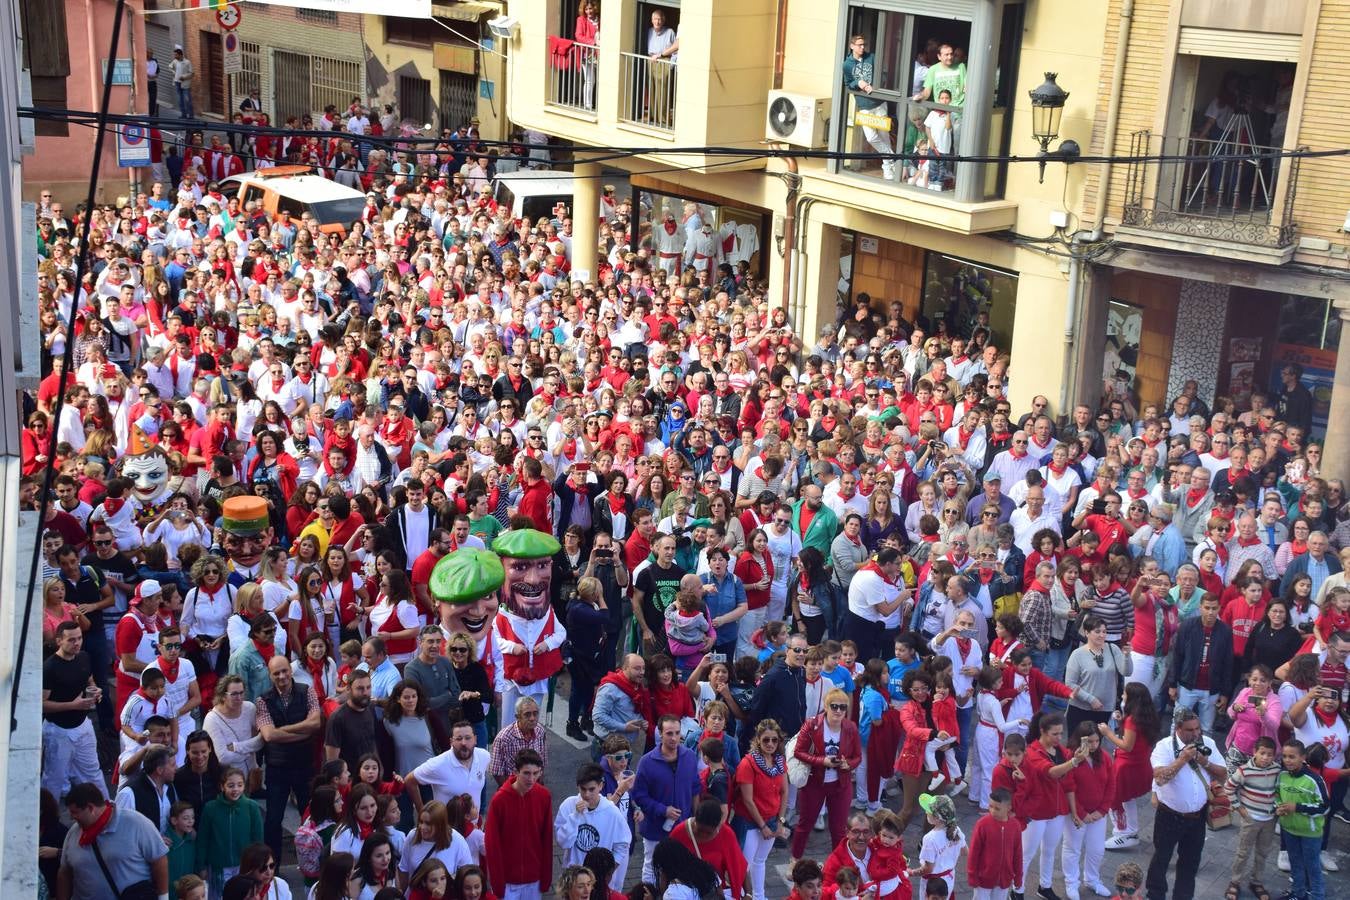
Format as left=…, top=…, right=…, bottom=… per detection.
left=735, top=720, right=791, bottom=900
left=647, top=654, right=694, bottom=743
left=286, top=482, right=320, bottom=542
left=321, top=546, right=368, bottom=647
left=895, top=669, right=937, bottom=833
left=668, top=798, right=748, bottom=900
left=1021, top=713, right=1086, bottom=898
left=790, top=687, right=861, bottom=864
left=367, top=570, right=420, bottom=666
left=1062, top=721, right=1116, bottom=899
left=1098, top=682, right=1161, bottom=850
left=735, top=529, right=774, bottom=658
left=21, top=411, right=49, bottom=477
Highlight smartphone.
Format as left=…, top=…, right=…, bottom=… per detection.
left=708, top=652, right=726, bottom=664
left=593, top=549, right=612, bottom=559
left=1091, top=498, right=1107, bottom=515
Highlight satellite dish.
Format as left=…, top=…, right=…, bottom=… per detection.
left=767, top=96, right=798, bottom=138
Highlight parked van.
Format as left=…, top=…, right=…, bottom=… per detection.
left=222, top=166, right=367, bottom=234
left=492, top=169, right=629, bottom=223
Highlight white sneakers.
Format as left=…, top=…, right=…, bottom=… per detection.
left=1104, top=833, right=1139, bottom=851
left=881, top=162, right=896, bottom=181
left=1322, top=851, right=1340, bottom=872
left=1278, top=850, right=1290, bottom=872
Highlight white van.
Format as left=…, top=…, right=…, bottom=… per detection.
left=492, top=170, right=629, bottom=223
left=222, top=166, right=367, bottom=235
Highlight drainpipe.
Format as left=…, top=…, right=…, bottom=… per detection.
left=780, top=155, right=799, bottom=316
left=773, top=0, right=789, bottom=90
left=793, top=196, right=817, bottom=329
left=127, top=3, right=139, bottom=198
left=1061, top=0, right=1133, bottom=415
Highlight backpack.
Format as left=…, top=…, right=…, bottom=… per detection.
left=294, top=816, right=325, bottom=880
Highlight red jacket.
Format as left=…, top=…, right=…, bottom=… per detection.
left=247, top=452, right=299, bottom=499
left=1064, top=753, right=1115, bottom=816
left=793, top=714, right=862, bottom=789
left=484, top=777, right=552, bottom=895
left=823, top=839, right=870, bottom=890
left=994, top=666, right=1074, bottom=713
left=670, top=820, right=747, bottom=900
left=517, top=477, right=554, bottom=534
left=1020, top=740, right=1072, bottom=821
left=990, top=758, right=1036, bottom=825
left=966, top=814, right=1024, bottom=889
left=896, top=701, right=934, bottom=777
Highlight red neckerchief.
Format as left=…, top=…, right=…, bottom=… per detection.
left=271, top=374, right=285, bottom=393
left=304, top=656, right=328, bottom=702
left=1029, top=578, right=1051, bottom=594
left=663, top=221, right=677, bottom=235
left=608, top=492, right=626, bottom=515
left=1186, top=488, right=1206, bottom=508
left=155, top=654, right=179, bottom=683
left=954, top=636, right=973, bottom=659
left=1237, top=535, right=1262, bottom=548
left=858, top=482, right=874, bottom=497
left=1008, top=446, right=1027, bottom=460
left=1047, top=461, right=1068, bottom=476
left=252, top=638, right=276, bottom=664
left=78, top=804, right=115, bottom=846
left=1290, top=540, right=1308, bottom=556
left=1127, top=486, right=1148, bottom=500
left=857, top=558, right=896, bottom=586
left=820, top=415, right=837, bottom=433
left=839, top=485, right=857, bottom=501
left=978, top=566, right=996, bottom=584
left=713, top=457, right=731, bottom=474
left=1315, top=706, right=1340, bottom=727
left=356, top=819, right=376, bottom=840
left=595, top=671, right=651, bottom=723
left=956, top=426, right=974, bottom=450
left=990, top=431, right=1011, bottom=444
left=845, top=530, right=863, bottom=547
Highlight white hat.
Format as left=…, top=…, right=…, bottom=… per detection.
left=132, top=579, right=163, bottom=605
left=174, top=44, right=183, bottom=52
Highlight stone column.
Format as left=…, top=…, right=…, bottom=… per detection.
left=571, top=161, right=600, bottom=283
left=1320, top=303, right=1350, bottom=487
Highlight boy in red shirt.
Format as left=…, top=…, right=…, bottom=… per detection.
left=967, top=788, right=1023, bottom=900
left=988, top=734, right=1034, bottom=825
left=484, top=749, right=552, bottom=900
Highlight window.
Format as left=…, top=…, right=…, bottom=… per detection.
left=20, top=0, right=71, bottom=136
left=297, top=8, right=337, bottom=24
left=399, top=75, right=433, bottom=128
left=385, top=15, right=432, bottom=47
left=921, top=253, right=1017, bottom=348
left=833, top=0, right=1022, bottom=201
left=231, top=41, right=261, bottom=109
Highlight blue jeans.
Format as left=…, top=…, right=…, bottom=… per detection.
left=1175, top=686, right=1219, bottom=733
left=1042, top=645, right=1070, bottom=713
left=955, top=703, right=974, bottom=774
left=1287, top=832, right=1325, bottom=900
left=176, top=83, right=193, bottom=117
left=264, top=761, right=312, bottom=864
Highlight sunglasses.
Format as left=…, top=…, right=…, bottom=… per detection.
left=829, top=703, right=849, bottom=712
left=161, top=642, right=183, bottom=650
left=449, top=646, right=470, bottom=654
left=93, top=540, right=113, bottom=547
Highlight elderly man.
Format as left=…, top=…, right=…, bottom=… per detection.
left=1011, top=485, right=1060, bottom=555
left=1168, top=466, right=1214, bottom=550
left=987, top=432, right=1041, bottom=487
left=59, top=782, right=169, bottom=900
left=1145, top=708, right=1227, bottom=900
left=966, top=470, right=1016, bottom=525
left=361, top=636, right=402, bottom=700
left=1143, top=504, right=1186, bottom=578
left=1226, top=514, right=1278, bottom=584
left=1282, top=530, right=1342, bottom=599
left=488, top=696, right=549, bottom=786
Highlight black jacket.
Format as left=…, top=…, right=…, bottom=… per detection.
left=385, top=502, right=444, bottom=569
left=1168, top=616, right=1235, bottom=694
left=127, top=771, right=178, bottom=830
left=748, top=660, right=807, bottom=750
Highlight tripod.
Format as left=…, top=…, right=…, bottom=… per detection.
left=1184, top=111, right=1270, bottom=212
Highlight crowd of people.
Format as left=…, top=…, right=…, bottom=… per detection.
left=28, top=106, right=1350, bottom=900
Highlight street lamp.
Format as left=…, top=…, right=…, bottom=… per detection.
left=1029, top=72, right=1070, bottom=183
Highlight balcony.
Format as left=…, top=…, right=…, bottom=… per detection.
left=839, top=92, right=966, bottom=196
left=1120, top=130, right=1303, bottom=262
left=546, top=38, right=600, bottom=116
left=618, top=52, right=677, bottom=133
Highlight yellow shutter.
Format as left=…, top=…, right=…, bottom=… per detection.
left=1177, top=27, right=1302, bottom=61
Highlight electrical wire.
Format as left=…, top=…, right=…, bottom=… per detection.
left=21, top=104, right=1350, bottom=168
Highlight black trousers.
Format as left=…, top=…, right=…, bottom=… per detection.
left=841, top=610, right=882, bottom=663
left=1146, top=804, right=1206, bottom=900
left=264, top=760, right=313, bottom=865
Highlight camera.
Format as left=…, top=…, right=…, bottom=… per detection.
left=1191, top=740, right=1212, bottom=757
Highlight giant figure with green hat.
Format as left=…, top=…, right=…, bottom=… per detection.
left=429, top=528, right=565, bottom=729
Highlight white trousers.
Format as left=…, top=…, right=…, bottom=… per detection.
left=503, top=885, right=541, bottom=900
left=1123, top=652, right=1166, bottom=706
left=742, top=826, right=776, bottom=900
left=611, top=829, right=633, bottom=891
left=42, top=719, right=105, bottom=802
left=643, top=836, right=660, bottom=884
left=972, top=890, right=1011, bottom=900
left=971, top=722, right=1002, bottom=808
left=1111, top=797, right=1140, bottom=836
left=1061, top=814, right=1107, bottom=893
left=1022, top=815, right=1065, bottom=891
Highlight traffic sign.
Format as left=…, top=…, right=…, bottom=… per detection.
left=223, top=31, right=242, bottom=75
left=117, top=125, right=152, bottom=168
left=216, top=4, right=242, bottom=29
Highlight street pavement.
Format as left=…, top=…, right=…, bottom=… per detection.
left=276, top=681, right=1347, bottom=898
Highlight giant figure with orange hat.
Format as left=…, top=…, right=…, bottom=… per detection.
left=220, top=495, right=274, bottom=586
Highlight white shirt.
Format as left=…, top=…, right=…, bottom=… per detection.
left=847, top=568, right=902, bottom=622
left=1150, top=732, right=1222, bottom=813
left=764, top=528, right=803, bottom=605
left=411, top=747, right=491, bottom=805
left=1011, top=508, right=1061, bottom=554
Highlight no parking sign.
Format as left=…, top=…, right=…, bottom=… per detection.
left=117, top=124, right=151, bottom=167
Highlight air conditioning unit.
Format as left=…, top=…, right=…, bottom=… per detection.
left=487, top=16, right=519, bottom=41
left=765, top=90, right=829, bottom=149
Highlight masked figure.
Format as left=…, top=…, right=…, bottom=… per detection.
left=119, top=446, right=174, bottom=519
left=431, top=547, right=505, bottom=686
left=220, top=495, right=274, bottom=585
left=492, top=529, right=566, bottom=728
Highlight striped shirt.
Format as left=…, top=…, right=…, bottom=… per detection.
left=1226, top=759, right=1280, bottom=820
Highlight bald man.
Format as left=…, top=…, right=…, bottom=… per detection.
left=255, top=653, right=322, bottom=860
left=592, top=653, right=649, bottom=757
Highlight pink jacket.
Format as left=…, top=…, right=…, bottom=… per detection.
left=1226, top=687, right=1283, bottom=755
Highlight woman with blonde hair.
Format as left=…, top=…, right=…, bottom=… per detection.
left=226, top=581, right=287, bottom=659
left=398, top=800, right=472, bottom=890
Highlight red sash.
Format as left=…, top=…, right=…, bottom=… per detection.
left=495, top=610, right=565, bottom=685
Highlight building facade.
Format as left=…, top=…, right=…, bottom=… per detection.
left=502, top=0, right=1110, bottom=418
left=1079, top=0, right=1350, bottom=485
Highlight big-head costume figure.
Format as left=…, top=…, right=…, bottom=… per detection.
left=220, top=495, right=274, bottom=585
left=492, top=529, right=567, bottom=728
left=118, top=445, right=174, bottom=519
left=430, top=547, right=505, bottom=686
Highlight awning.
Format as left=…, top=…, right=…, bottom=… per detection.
left=433, top=1, right=498, bottom=21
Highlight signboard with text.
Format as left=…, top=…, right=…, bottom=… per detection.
left=116, top=125, right=152, bottom=167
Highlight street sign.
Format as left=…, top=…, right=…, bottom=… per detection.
left=215, top=4, right=242, bottom=29
left=100, top=58, right=134, bottom=86
left=117, top=125, right=152, bottom=168
left=223, top=31, right=242, bottom=75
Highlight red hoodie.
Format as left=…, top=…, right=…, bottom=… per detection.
left=483, top=775, right=552, bottom=896
left=966, top=813, right=1024, bottom=889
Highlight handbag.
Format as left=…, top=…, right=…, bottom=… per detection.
left=785, top=729, right=810, bottom=788
left=90, top=834, right=158, bottom=900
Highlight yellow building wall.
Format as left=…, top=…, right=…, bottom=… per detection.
left=1290, top=0, right=1350, bottom=251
